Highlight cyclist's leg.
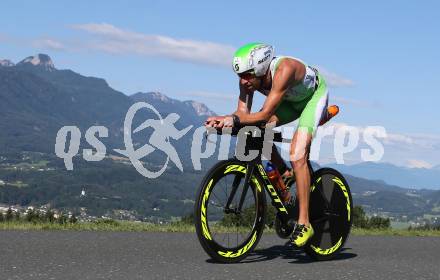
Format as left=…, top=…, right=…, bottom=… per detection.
left=297, top=74, right=330, bottom=137
left=269, top=101, right=301, bottom=176
left=290, top=75, right=329, bottom=246
left=267, top=115, right=290, bottom=176
left=293, top=74, right=329, bottom=222
left=290, top=130, right=313, bottom=225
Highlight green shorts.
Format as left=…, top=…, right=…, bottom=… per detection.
left=275, top=74, right=329, bottom=136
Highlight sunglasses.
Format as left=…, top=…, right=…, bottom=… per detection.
left=238, top=70, right=256, bottom=79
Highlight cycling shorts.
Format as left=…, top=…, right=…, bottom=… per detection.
left=275, top=73, right=329, bottom=136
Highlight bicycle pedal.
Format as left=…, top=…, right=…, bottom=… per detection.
left=285, top=238, right=298, bottom=248
left=287, top=219, right=297, bottom=228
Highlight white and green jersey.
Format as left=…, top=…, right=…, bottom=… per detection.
left=262, top=56, right=318, bottom=102
left=261, top=56, right=329, bottom=136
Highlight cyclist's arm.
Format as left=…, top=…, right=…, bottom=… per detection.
left=233, top=81, right=254, bottom=117
left=236, top=61, right=301, bottom=125
left=205, top=80, right=253, bottom=126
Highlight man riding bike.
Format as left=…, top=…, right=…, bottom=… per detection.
left=205, top=43, right=338, bottom=247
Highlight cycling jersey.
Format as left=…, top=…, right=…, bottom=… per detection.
left=263, top=56, right=318, bottom=102
left=262, top=56, right=329, bottom=136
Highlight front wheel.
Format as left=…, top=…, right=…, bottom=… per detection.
left=194, top=160, right=266, bottom=263
left=305, top=168, right=353, bottom=261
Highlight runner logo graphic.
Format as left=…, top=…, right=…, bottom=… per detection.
left=114, top=102, right=193, bottom=178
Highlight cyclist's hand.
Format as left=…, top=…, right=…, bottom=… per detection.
left=205, top=116, right=234, bottom=128
left=221, top=116, right=234, bottom=128
left=205, top=116, right=225, bottom=128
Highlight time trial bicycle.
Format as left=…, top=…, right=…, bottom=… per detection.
left=194, top=125, right=353, bottom=263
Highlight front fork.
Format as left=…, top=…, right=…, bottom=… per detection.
left=224, top=161, right=256, bottom=214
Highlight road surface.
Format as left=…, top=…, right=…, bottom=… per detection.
left=0, top=231, right=439, bottom=280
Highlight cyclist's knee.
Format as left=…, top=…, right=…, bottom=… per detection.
left=292, top=153, right=308, bottom=170
left=290, top=130, right=312, bottom=168
left=267, top=114, right=279, bottom=126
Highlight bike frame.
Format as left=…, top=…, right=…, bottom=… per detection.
left=217, top=128, right=333, bottom=225
left=222, top=128, right=296, bottom=223
left=225, top=155, right=341, bottom=227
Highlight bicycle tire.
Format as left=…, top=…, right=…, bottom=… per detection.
left=304, top=168, right=353, bottom=261
left=194, top=159, right=266, bottom=263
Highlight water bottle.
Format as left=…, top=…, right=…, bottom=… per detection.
left=265, top=162, right=291, bottom=203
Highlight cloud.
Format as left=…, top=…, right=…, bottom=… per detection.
left=406, top=159, right=433, bottom=169
left=404, top=133, right=440, bottom=150
left=184, top=91, right=235, bottom=101
left=70, top=23, right=235, bottom=66
left=329, top=122, right=440, bottom=151
left=331, top=96, right=380, bottom=108
left=2, top=26, right=354, bottom=82
left=310, top=122, right=440, bottom=168
left=383, top=132, right=414, bottom=145
left=382, top=132, right=440, bottom=150
left=316, top=66, right=354, bottom=87
left=33, top=38, right=66, bottom=50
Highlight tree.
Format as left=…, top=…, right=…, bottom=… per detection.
left=57, top=212, right=68, bottom=224
left=368, top=216, right=391, bottom=229
left=265, top=205, right=276, bottom=227
left=353, top=206, right=368, bottom=228
left=45, top=209, right=55, bottom=223
left=0, top=212, right=4, bottom=222
left=69, top=214, right=78, bottom=224
left=14, top=211, right=20, bottom=221
left=26, top=208, right=37, bottom=222
left=352, top=205, right=390, bottom=229
left=180, top=213, right=194, bottom=225
left=6, top=208, right=14, bottom=221
left=220, top=206, right=250, bottom=227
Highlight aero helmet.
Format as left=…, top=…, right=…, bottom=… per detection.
left=232, top=43, right=274, bottom=77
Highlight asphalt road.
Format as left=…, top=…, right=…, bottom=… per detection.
left=0, top=231, right=439, bottom=280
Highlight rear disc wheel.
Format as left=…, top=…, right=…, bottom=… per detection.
left=304, top=168, right=353, bottom=261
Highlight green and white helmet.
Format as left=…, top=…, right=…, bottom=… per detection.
left=232, top=43, right=274, bottom=77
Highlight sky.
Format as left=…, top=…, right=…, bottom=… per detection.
left=1, top=0, right=439, bottom=168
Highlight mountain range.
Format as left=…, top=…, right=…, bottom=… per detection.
left=329, top=162, right=440, bottom=190
left=0, top=54, right=213, bottom=158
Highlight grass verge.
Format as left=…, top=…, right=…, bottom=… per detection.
left=351, top=227, right=440, bottom=237
left=0, top=221, right=196, bottom=232
left=1, top=221, right=440, bottom=236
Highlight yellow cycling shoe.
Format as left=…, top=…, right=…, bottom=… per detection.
left=290, top=224, right=314, bottom=247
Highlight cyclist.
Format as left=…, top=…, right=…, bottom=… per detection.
left=205, top=43, right=338, bottom=247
